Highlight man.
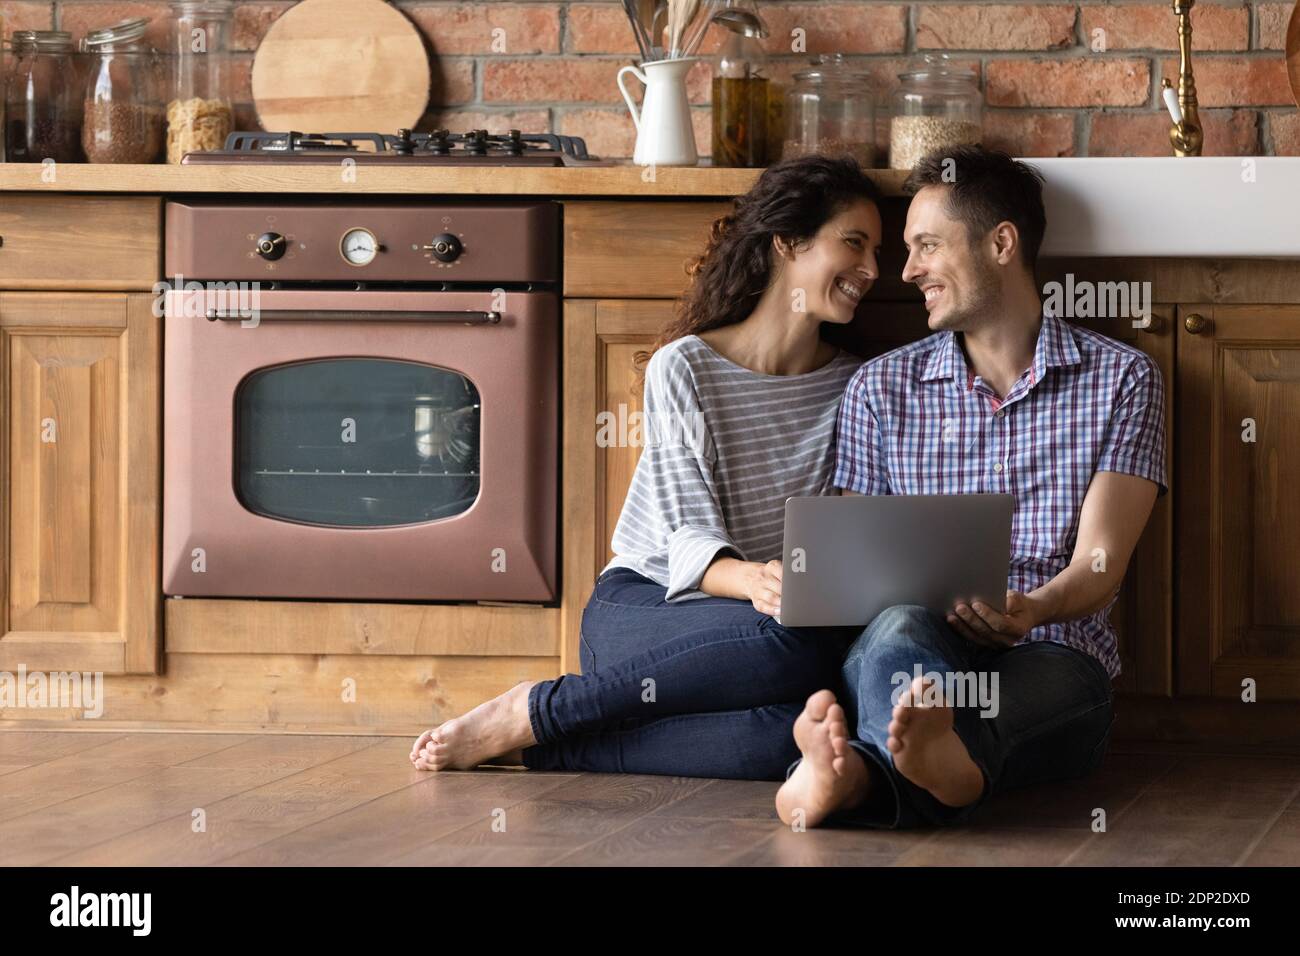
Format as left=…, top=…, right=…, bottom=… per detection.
left=775, top=146, right=1167, bottom=828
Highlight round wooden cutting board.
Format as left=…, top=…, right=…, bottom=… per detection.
left=251, top=0, right=430, bottom=133
left=1287, top=0, right=1300, bottom=110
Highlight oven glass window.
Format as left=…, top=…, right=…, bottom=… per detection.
left=236, top=359, right=481, bottom=527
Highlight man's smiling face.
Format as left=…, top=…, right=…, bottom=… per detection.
left=901, top=185, right=1001, bottom=333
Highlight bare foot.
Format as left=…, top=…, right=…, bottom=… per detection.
left=410, top=681, right=538, bottom=771
left=775, top=690, right=872, bottom=828
left=887, top=675, right=984, bottom=808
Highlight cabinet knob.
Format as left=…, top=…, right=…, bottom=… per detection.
left=1184, top=313, right=1210, bottom=335
left=1133, top=313, right=1163, bottom=333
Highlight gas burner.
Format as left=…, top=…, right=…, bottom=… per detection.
left=196, top=128, right=600, bottom=166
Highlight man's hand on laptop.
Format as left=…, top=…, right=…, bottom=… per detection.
left=947, top=589, right=1048, bottom=648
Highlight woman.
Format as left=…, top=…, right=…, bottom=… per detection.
left=410, top=155, right=884, bottom=780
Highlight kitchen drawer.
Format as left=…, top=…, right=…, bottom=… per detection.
left=564, top=201, right=731, bottom=298
left=0, top=195, right=161, bottom=290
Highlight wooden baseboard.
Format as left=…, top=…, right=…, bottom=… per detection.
left=1114, top=693, right=1300, bottom=753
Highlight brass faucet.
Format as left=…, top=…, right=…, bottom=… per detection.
left=1162, top=0, right=1203, bottom=156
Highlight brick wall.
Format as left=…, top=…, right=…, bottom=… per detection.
left=3, top=0, right=1297, bottom=158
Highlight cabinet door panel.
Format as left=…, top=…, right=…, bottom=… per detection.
left=0, top=293, right=160, bottom=675
left=1179, top=305, right=1300, bottom=698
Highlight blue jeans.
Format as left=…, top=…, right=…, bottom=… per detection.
left=804, top=604, right=1116, bottom=828
left=521, top=567, right=858, bottom=779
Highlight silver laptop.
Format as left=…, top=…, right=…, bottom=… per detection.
left=776, top=494, right=1015, bottom=628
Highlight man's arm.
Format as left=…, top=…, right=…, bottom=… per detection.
left=949, top=471, right=1158, bottom=646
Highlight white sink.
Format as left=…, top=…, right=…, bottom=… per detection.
left=1020, top=157, right=1300, bottom=258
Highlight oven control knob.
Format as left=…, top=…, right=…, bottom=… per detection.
left=423, top=233, right=462, bottom=263
left=255, top=232, right=287, bottom=261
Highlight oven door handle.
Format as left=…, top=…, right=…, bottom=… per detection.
left=204, top=309, right=502, bottom=324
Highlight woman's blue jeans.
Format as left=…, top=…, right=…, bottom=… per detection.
left=805, top=604, right=1117, bottom=828
left=520, top=567, right=858, bottom=780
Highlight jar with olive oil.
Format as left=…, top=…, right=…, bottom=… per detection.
left=710, top=2, right=769, bottom=168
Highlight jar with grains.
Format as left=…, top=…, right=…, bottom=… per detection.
left=82, top=18, right=165, bottom=163
left=5, top=31, right=83, bottom=163
left=781, top=54, right=877, bottom=169
left=888, top=54, right=982, bottom=170
left=164, top=1, right=234, bottom=164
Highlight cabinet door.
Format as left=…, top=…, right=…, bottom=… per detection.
left=1178, top=305, right=1300, bottom=699
left=832, top=301, right=1175, bottom=696
left=0, top=293, right=161, bottom=674
left=560, top=298, right=674, bottom=672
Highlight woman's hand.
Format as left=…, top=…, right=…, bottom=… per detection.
left=746, top=559, right=783, bottom=617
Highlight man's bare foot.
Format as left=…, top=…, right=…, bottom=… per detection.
left=887, top=675, right=984, bottom=808
left=775, top=690, right=872, bottom=828
left=410, top=681, right=538, bottom=771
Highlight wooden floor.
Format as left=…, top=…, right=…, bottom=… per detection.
left=1, top=730, right=1297, bottom=866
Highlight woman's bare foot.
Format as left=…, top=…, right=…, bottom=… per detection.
left=410, top=681, right=538, bottom=771
left=775, top=690, right=871, bottom=828
left=887, top=675, right=984, bottom=808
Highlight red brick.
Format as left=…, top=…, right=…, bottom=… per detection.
left=483, top=57, right=633, bottom=105
left=57, top=1, right=172, bottom=50
left=982, top=110, right=1077, bottom=156
left=1079, top=3, right=1248, bottom=52
left=231, top=2, right=294, bottom=53
left=406, top=4, right=561, bottom=56
left=555, top=105, right=710, bottom=160
left=430, top=58, right=476, bottom=106
left=760, top=4, right=907, bottom=55
left=986, top=58, right=1150, bottom=108
left=916, top=5, right=1075, bottom=52
left=1, top=1, right=53, bottom=41
left=1158, top=54, right=1293, bottom=107
left=567, top=3, right=640, bottom=55
left=1269, top=111, right=1300, bottom=153
left=1088, top=107, right=1259, bottom=155
left=420, top=108, right=552, bottom=134
left=1256, top=2, right=1294, bottom=50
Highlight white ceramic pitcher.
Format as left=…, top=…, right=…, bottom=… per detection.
left=617, top=58, right=698, bottom=167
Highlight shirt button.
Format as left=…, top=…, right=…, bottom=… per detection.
left=993, top=462, right=1004, bottom=474
left=995, top=409, right=1006, bottom=419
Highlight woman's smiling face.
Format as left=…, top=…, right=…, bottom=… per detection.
left=776, top=198, right=883, bottom=325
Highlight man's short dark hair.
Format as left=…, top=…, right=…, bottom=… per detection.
left=903, top=145, right=1046, bottom=275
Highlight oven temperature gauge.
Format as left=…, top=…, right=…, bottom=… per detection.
left=340, top=228, right=380, bottom=266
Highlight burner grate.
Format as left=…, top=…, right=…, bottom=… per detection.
left=221, top=128, right=591, bottom=161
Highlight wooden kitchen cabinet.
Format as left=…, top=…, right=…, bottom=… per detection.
left=0, top=292, right=161, bottom=674
left=567, top=297, right=1175, bottom=696
left=1178, top=304, right=1300, bottom=700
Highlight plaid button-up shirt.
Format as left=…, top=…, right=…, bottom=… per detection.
left=833, top=311, right=1168, bottom=678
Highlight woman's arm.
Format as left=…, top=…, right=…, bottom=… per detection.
left=701, top=556, right=783, bottom=615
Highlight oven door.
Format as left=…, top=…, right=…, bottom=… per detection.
left=163, top=288, right=557, bottom=601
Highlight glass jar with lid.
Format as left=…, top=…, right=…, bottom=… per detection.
left=710, top=0, right=769, bottom=168
left=165, top=0, right=235, bottom=164
left=781, top=54, right=877, bottom=168
left=82, top=17, right=165, bottom=164
left=888, top=53, right=982, bottom=170
left=5, top=30, right=83, bottom=163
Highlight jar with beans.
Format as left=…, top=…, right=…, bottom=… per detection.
left=81, top=18, right=166, bottom=164
left=5, top=31, right=83, bottom=163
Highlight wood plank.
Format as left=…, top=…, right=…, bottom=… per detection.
left=123, top=295, right=161, bottom=673
left=0, top=652, right=560, bottom=732
left=564, top=202, right=733, bottom=298
left=165, top=599, right=559, bottom=657
left=0, top=733, right=254, bottom=823
left=0, top=196, right=160, bottom=289
left=25, top=737, right=385, bottom=866
left=219, top=770, right=579, bottom=866
left=0, top=165, right=911, bottom=197
left=561, top=300, right=598, bottom=675
left=50, top=738, right=424, bottom=865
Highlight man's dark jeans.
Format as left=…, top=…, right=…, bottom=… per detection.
left=521, top=567, right=858, bottom=779
left=801, top=603, right=1116, bottom=828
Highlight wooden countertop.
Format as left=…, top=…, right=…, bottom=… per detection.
left=0, top=163, right=911, bottom=197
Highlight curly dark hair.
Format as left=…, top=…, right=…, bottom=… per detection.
left=633, top=154, right=883, bottom=388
